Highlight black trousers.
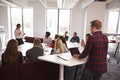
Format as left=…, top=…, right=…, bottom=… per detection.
left=81, top=68, right=102, bottom=80
left=64, top=64, right=85, bottom=80
left=16, top=38, right=24, bottom=45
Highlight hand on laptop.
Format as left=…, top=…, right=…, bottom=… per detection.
left=73, top=54, right=80, bottom=59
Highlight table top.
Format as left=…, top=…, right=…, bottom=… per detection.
left=67, top=41, right=81, bottom=49
left=38, top=52, right=87, bottom=67
left=18, top=42, right=52, bottom=56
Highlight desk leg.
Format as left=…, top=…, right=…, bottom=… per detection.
left=114, top=43, right=120, bottom=58
left=0, top=37, right=2, bottom=49
left=59, top=65, right=64, bottom=80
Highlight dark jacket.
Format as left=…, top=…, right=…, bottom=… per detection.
left=70, top=36, right=80, bottom=43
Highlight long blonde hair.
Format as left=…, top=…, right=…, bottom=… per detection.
left=3, top=39, right=19, bottom=64
left=55, top=39, right=64, bottom=53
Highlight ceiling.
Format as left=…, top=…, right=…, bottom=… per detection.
left=0, top=0, right=115, bottom=9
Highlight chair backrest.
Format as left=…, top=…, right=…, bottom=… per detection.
left=20, top=61, right=59, bottom=80
left=0, top=61, right=59, bottom=80
left=0, top=64, right=20, bottom=80
left=24, top=36, right=43, bottom=43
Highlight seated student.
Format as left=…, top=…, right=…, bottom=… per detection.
left=81, top=33, right=91, bottom=47
left=54, top=34, right=59, bottom=40
left=63, top=31, right=69, bottom=41
left=2, top=39, right=23, bottom=65
left=70, top=32, right=80, bottom=43
left=59, top=36, right=68, bottom=53
left=26, top=38, right=44, bottom=61
left=54, top=34, right=63, bottom=53
left=43, top=31, right=52, bottom=45
left=48, top=34, right=59, bottom=48
left=53, top=35, right=69, bottom=54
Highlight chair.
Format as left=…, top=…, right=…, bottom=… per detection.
left=0, top=64, right=19, bottom=80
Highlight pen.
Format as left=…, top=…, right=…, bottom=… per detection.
left=57, top=56, right=67, bottom=61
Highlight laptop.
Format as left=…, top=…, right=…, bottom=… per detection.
left=69, top=47, right=80, bottom=56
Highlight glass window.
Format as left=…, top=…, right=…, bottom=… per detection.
left=59, top=10, right=70, bottom=35
left=10, top=8, right=22, bottom=38
left=46, top=9, right=70, bottom=38
left=23, top=8, right=33, bottom=36
left=10, top=7, right=33, bottom=38
left=46, top=9, right=58, bottom=39
left=107, top=11, right=119, bottom=33
left=118, top=13, right=120, bottom=34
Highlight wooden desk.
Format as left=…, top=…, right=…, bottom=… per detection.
left=38, top=53, right=87, bottom=80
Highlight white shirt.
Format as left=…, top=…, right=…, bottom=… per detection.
left=43, top=37, right=52, bottom=44
left=14, top=29, right=24, bottom=39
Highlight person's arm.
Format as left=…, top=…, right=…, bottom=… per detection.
left=65, top=36, right=68, bottom=41
left=73, top=37, right=93, bottom=59
left=81, top=39, right=86, bottom=47
left=79, top=37, right=93, bottom=58
left=70, top=37, right=74, bottom=42
left=49, top=37, right=52, bottom=44
left=76, top=37, right=80, bottom=43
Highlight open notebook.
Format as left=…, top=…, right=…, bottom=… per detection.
left=57, top=47, right=82, bottom=61
left=57, top=52, right=73, bottom=61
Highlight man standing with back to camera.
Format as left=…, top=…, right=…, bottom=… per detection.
left=74, top=20, right=108, bottom=80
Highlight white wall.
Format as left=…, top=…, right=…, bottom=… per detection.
left=0, top=6, right=10, bottom=40
left=71, top=2, right=108, bottom=40
left=103, top=10, right=109, bottom=33
left=85, top=2, right=106, bottom=33
left=107, top=0, right=120, bottom=9
left=71, top=1, right=85, bottom=40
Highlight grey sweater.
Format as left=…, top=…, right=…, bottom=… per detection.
left=26, top=47, right=44, bottom=61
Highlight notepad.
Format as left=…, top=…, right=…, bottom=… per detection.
left=57, top=52, right=72, bottom=61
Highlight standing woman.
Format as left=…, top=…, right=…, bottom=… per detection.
left=14, top=24, right=25, bottom=45
left=2, top=39, right=23, bottom=65
left=59, top=36, right=68, bottom=52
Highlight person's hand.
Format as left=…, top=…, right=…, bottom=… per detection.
left=73, top=54, right=80, bottom=59
left=23, top=33, right=25, bottom=35
left=81, top=39, right=85, bottom=47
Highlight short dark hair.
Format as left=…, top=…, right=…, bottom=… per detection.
left=74, top=32, right=77, bottom=35
left=86, top=33, right=91, bottom=37
left=45, top=32, right=50, bottom=38
left=65, top=31, right=68, bottom=34
left=16, top=24, right=21, bottom=28
left=90, top=20, right=102, bottom=30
